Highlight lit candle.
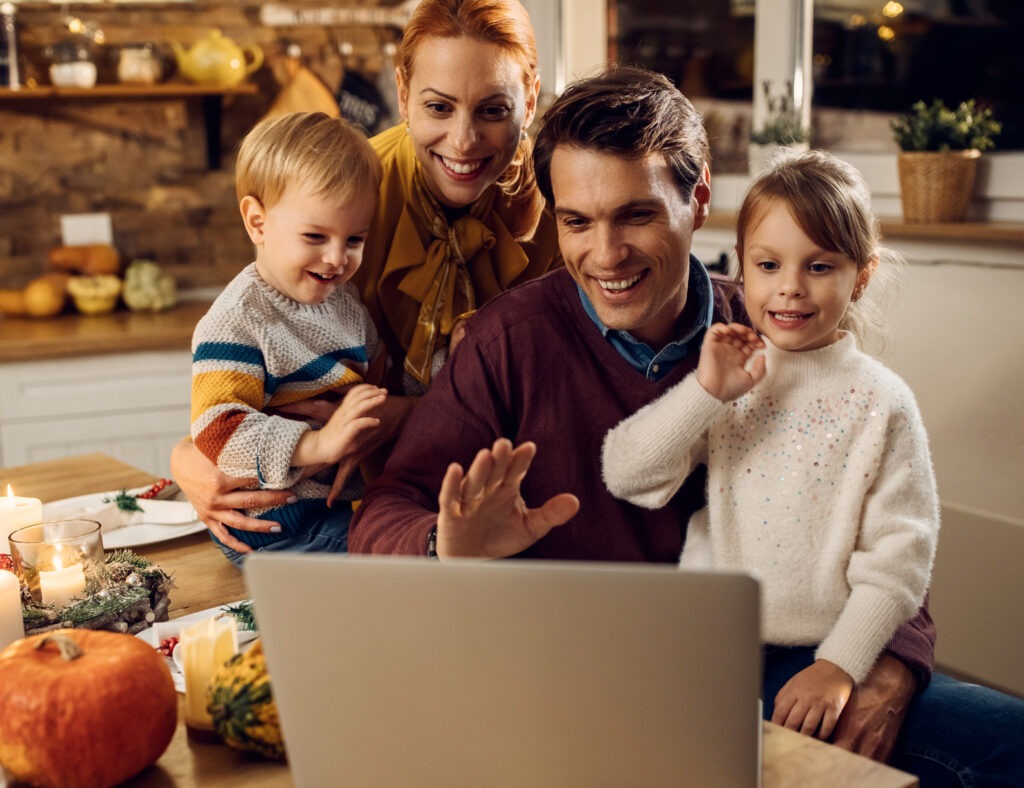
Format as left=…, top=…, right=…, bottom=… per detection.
left=0, top=485, right=43, bottom=552
left=0, top=569, right=24, bottom=651
left=38, top=553, right=86, bottom=607
left=180, top=615, right=239, bottom=740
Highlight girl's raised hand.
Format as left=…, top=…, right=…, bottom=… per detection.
left=696, top=322, right=767, bottom=402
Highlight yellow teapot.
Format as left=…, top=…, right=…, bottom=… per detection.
left=171, top=30, right=263, bottom=86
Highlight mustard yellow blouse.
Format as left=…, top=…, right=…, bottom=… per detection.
left=352, top=124, right=559, bottom=389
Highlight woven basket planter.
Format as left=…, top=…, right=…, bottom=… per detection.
left=897, top=150, right=981, bottom=223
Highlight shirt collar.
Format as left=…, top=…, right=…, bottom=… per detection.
left=577, top=255, right=714, bottom=379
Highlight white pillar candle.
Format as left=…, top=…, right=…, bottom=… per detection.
left=0, top=569, right=24, bottom=651
left=0, top=485, right=43, bottom=551
left=38, top=557, right=86, bottom=607
left=180, top=615, right=239, bottom=739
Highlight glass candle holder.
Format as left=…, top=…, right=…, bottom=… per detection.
left=8, top=520, right=105, bottom=608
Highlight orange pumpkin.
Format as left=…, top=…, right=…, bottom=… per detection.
left=0, top=629, right=178, bottom=788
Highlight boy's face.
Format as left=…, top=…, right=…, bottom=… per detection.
left=241, top=181, right=375, bottom=305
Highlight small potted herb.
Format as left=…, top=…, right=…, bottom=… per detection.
left=890, top=99, right=1001, bottom=223
left=748, top=80, right=810, bottom=175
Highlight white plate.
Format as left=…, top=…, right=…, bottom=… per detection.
left=135, top=603, right=259, bottom=693
left=42, top=489, right=205, bottom=549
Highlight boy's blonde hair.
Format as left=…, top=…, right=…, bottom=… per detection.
left=235, top=111, right=382, bottom=208
left=735, top=149, right=905, bottom=356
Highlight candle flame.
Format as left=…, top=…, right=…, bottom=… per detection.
left=2, top=485, right=13, bottom=508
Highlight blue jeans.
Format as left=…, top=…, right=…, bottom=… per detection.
left=763, top=645, right=1024, bottom=787
left=212, top=502, right=351, bottom=568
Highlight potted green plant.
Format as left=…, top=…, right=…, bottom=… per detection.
left=748, top=80, right=810, bottom=175
left=890, top=99, right=1001, bottom=223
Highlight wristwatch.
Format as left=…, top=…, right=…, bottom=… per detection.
left=426, top=526, right=438, bottom=559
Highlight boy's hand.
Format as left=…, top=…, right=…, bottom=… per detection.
left=316, top=384, right=387, bottom=505
left=696, top=322, right=766, bottom=401
left=294, top=385, right=384, bottom=465
left=772, top=659, right=854, bottom=740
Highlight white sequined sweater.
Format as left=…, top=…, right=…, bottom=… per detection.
left=191, top=263, right=379, bottom=495
left=602, top=333, right=939, bottom=683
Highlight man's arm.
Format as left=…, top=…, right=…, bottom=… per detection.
left=830, top=654, right=916, bottom=762
left=350, top=314, right=578, bottom=557
left=830, top=601, right=935, bottom=761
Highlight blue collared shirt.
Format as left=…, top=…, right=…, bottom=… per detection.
left=577, top=255, right=714, bottom=381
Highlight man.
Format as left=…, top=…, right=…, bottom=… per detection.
left=349, top=66, right=1024, bottom=783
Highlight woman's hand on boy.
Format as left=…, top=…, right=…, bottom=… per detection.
left=170, top=437, right=293, bottom=554
left=696, top=322, right=766, bottom=402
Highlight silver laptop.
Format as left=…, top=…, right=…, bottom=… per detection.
left=245, top=553, right=763, bottom=788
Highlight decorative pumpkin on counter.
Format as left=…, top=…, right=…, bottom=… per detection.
left=67, top=273, right=123, bottom=315
left=122, top=259, right=177, bottom=312
left=206, top=638, right=286, bottom=760
left=48, top=244, right=121, bottom=276
left=0, top=271, right=70, bottom=318
left=0, top=629, right=178, bottom=788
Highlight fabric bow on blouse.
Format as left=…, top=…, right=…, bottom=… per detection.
left=358, top=123, right=558, bottom=389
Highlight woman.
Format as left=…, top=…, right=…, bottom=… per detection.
left=171, top=0, right=559, bottom=555
left=361, top=0, right=556, bottom=393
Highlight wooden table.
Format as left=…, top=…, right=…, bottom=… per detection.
left=1, top=454, right=918, bottom=787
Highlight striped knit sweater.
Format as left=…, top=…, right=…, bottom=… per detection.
left=191, top=263, right=379, bottom=507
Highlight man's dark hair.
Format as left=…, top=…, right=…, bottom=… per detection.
left=533, top=65, right=710, bottom=207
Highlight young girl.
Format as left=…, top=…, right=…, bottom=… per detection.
left=602, top=150, right=940, bottom=742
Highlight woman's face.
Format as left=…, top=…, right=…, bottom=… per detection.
left=398, top=35, right=539, bottom=209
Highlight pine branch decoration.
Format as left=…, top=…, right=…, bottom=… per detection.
left=20, top=548, right=174, bottom=637
left=221, top=600, right=258, bottom=631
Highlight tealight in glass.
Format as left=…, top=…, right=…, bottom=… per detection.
left=8, top=520, right=105, bottom=608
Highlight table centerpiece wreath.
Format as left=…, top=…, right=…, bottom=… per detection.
left=1, top=549, right=174, bottom=637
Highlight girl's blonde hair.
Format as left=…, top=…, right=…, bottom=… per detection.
left=235, top=111, right=382, bottom=208
left=398, top=0, right=543, bottom=238
left=735, top=149, right=905, bottom=356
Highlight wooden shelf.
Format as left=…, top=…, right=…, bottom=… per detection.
left=0, top=82, right=258, bottom=100
left=877, top=219, right=1024, bottom=245
left=0, top=82, right=260, bottom=168
left=707, top=211, right=1024, bottom=246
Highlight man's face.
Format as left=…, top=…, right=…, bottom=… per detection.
left=550, top=146, right=710, bottom=348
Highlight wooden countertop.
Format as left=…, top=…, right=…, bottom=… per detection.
left=0, top=300, right=211, bottom=364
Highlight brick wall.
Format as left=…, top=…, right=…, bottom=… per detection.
left=1, top=1, right=399, bottom=290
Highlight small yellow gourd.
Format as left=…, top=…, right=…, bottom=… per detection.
left=67, top=274, right=123, bottom=315
left=206, top=638, right=286, bottom=760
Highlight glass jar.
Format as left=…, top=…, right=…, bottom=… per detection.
left=8, top=519, right=105, bottom=607
left=117, top=43, right=162, bottom=85
left=47, top=38, right=97, bottom=88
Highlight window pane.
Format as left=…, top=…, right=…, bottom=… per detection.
left=813, top=2, right=1022, bottom=150
left=610, top=1, right=1021, bottom=161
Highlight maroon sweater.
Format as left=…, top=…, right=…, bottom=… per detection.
left=349, top=268, right=935, bottom=678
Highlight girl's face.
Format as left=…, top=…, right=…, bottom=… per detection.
left=242, top=181, right=375, bottom=305
left=739, top=200, right=871, bottom=352
left=397, top=35, right=539, bottom=209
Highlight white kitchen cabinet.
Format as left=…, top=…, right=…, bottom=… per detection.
left=0, top=350, right=191, bottom=477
